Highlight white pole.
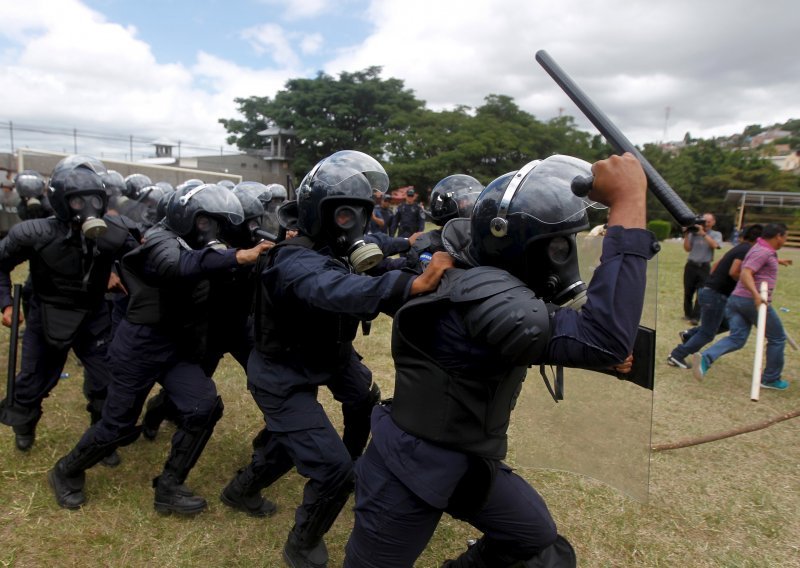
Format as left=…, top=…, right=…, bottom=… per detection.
left=750, top=282, right=769, bottom=401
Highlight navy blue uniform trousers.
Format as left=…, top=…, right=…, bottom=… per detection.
left=13, top=295, right=113, bottom=411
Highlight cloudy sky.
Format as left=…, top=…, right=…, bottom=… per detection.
left=1, top=0, right=798, bottom=161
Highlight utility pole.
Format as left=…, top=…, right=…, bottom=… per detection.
left=663, top=106, right=671, bottom=142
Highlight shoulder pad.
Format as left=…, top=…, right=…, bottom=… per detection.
left=125, top=227, right=182, bottom=279
left=463, top=284, right=551, bottom=365
left=7, top=218, right=60, bottom=248
left=96, top=215, right=133, bottom=251
left=451, top=266, right=528, bottom=303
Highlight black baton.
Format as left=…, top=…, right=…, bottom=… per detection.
left=6, top=283, right=22, bottom=408
left=535, top=50, right=703, bottom=227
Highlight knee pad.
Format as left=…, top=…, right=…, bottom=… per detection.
left=182, top=395, right=224, bottom=434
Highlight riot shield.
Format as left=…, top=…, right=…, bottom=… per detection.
left=508, top=231, right=657, bottom=502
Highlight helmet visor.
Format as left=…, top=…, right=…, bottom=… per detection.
left=502, top=155, right=606, bottom=229
left=168, top=183, right=244, bottom=234
left=313, top=150, right=389, bottom=196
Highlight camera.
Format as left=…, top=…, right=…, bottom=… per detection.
left=685, top=224, right=700, bottom=234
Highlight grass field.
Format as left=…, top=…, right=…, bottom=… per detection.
left=0, top=239, right=798, bottom=567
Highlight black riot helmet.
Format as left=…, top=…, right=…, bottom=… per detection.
left=48, top=160, right=109, bottom=239
left=265, top=184, right=287, bottom=203
left=155, top=189, right=176, bottom=223
left=136, top=184, right=174, bottom=227
left=15, top=170, right=49, bottom=219
left=262, top=183, right=286, bottom=235
left=234, top=181, right=272, bottom=208
left=176, top=178, right=204, bottom=192
left=217, top=179, right=236, bottom=190
left=426, top=174, right=483, bottom=226
left=228, top=183, right=269, bottom=246
left=296, top=150, right=388, bottom=272
left=14, top=170, right=46, bottom=199
left=101, top=170, right=126, bottom=200
left=446, top=155, right=603, bottom=308
left=124, top=173, right=152, bottom=200
left=51, top=154, right=107, bottom=179
left=166, top=183, right=244, bottom=250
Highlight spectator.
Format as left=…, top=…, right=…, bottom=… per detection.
left=682, top=213, right=722, bottom=324
left=693, top=223, right=793, bottom=390
left=667, top=223, right=762, bottom=369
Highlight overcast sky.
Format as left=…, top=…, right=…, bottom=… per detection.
left=2, top=0, right=798, bottom=161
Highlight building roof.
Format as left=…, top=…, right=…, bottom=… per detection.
left=151, top=137, right=178, bottom=147
left=257, top=127, right=296, bottom=137
left=724, top=190, right=800, bottom=208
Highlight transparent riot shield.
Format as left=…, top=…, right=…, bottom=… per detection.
left=508, top=231, right=657, bottom=502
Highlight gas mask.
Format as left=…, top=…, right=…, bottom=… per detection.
left=193, top=214, right=227, bottom=250
left=329, top=205, right=383, bottom=273
left=525, top=235, right=587, bottom=310
left=24, top=197, right=44, bottom=217
left=68, top=193, right=107, bottom=239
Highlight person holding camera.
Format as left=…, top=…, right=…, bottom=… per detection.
left=682, top=213, right=722, bottom=324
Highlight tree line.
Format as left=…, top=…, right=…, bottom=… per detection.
left=219, top=67, right=800, bottom=236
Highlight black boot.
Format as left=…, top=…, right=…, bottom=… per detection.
left=283, top=526, right=329, bottom=568
left=153, top=472, right=207, bottom=516
left=48, top=428, right=141, bottom=510
left=152, top=398, right=222, bottom=515
left=48, top=456, right=87, bottom=510
left=220, top=466, right=277, bottom=517
left=13, top=422, right=36, bottom=452
left=2, top=401, right=42, bottom=452
left=442, top=535, right=576, bottom=568
left=283, top=475, right=355, bottom=568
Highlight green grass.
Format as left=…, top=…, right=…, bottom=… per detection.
left=1, top=240, right=798, bottom=567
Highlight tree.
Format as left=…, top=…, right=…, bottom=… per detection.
left=219, top=67, right=425, bottom=179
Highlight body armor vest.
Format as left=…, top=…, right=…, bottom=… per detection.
left=254, top=237, right=360, bottom=367
left=390, top=266, right=550, bottom=460
left=121, top=226, right=211, bottom=360
left=23, top=217, right=130, bottom=348
left=28, top=217, right=128, bottom=309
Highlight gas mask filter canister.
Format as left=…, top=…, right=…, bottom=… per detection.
left=333, top=205, right=383, bottom=273
left=68, top=194, right=107, bottom=239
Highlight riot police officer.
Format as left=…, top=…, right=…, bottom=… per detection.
left=389, top=188, right=424, bottom=238
left=14, top=170, right=51, bottom=220
left=47, top=183, right=271, bottom=514
left=140, top=181, right=271, bottom=442
left=344, top=153, right=658, bottom=567
left=262, top=183, right=287, bottom=235
left=377, top=193, right=395, bottom=234
left=219, top=150, right=452, bottom=568
left=0, top=157, right=138, bottom=453
left=405, top=174, right=482, bottom=273
left=11, top=170, right=52, bottom=320
left=117, top=173, right=152, bottom=221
